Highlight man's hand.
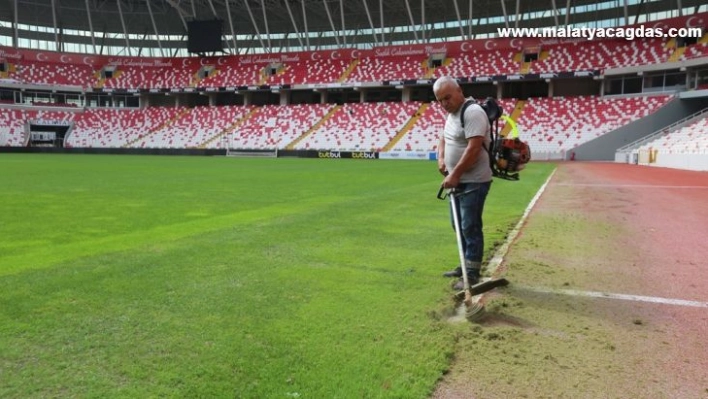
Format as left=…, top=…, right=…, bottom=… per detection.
left=437, top=158, right=447, bottom=176
left=442, top=173, right=460, bottom=188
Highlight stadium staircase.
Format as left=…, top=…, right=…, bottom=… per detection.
left=662, top=38, right=686, bottom=63
left=286, top=105, right=341, bottom=149
left=517, top=49, right=548, bottom=74
left=198, top=107, right=259, bottom=149
left=104, top=70, right=125, bottom=88
left=93, top=70, right=106, bottom=88
left=668, top=47, right=686, bottom=62
left=191, top=69, right=218, bottom=87
left=381, top=103, right=429, bottom=151
left=665, top=37, right=687, bottom=62
left=0, top=63, right=16, bottom=78
left=338, top=60, right=360, bottom=83
left=122, top=108, right=190, bottom=148
left=423, top=58, right=451, bottom=79
left=259, top=65, right=286, bottom=85
left=94, top=69, right=126, bottom=89
left=501, top=100, right=526, bottom=137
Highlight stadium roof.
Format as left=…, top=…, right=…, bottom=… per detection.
left=0, top=0, right=705, bottom=56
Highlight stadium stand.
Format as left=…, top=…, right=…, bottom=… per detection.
left=1, top=92, right=678, bottom=154
left=517, top=95, right=673, bottom=155
left=293, top=102, right=423, bottom=151
left=0, top=108, right=77, bottom=146
left=267, top=59, right=351, bottom=85
left=1, top=10, right=704, bottom=169
left=682, top=40, right=708, bottom=59
left=527, top=39, right=674, bottom=73
left=436, top=49, right=521, bottom=77
left=637, top=115, right=708, bottom=154
left=345, top=56, right=428, bottom=82
left=388, top=102, right=446, bottom=152
left=198, top=61, right=264, bottom=87
left=66, top=107, right=185, bottom=148
left=0, top=108, right=28, bottom=146
left=225, top=103, right=335, bottom=150
left=391, top=98, right=519, bottom=152
left=101, top=65, right=197, bottom=90
left=129, top=105, right=253, bottom=149
left=7, top=60, right=95, bottom=87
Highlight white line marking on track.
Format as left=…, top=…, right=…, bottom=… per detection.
left=556, top=183, right=708, bottom=189
left=486, top=168, right=557, bottom=276
left=522, top=287, right=708, bottom=309
left=484, top=171, right=708, bottom=309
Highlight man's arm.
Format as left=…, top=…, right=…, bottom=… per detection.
left=442, top=136, right=484, bottom=188
left=437, top=135, right=447, bottom=175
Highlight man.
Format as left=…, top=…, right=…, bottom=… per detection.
left=434, top=76, right=492, bottom=290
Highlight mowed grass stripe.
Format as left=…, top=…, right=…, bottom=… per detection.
left=0, top=155, right=425, bottom=275
left=0, top=199, right=338, bottom=276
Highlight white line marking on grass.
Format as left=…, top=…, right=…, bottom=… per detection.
left=485, top=168, right=558, bottom=277
left=556, top=183, right=708, bottom=189
left=523, top=287, right=708, bottom=309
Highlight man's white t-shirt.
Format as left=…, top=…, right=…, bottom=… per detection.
left=443, top=101, right=492, bottom=183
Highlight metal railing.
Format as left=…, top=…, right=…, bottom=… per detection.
left=615, top=106, right=708, bottom=154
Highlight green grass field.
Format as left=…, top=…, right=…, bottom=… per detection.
left=0, top=154, right=555, bottom=398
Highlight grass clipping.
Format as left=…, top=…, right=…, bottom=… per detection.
left=448, top=292, right=487, bottom=323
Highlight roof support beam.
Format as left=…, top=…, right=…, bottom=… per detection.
left=468, top=0, right=473, bottom=40
left=138, top=31, right=148, bottom=57
left=420, top=0, right=426, bottom=43
left=515, top=0, right=521, bottom=29
left=322, top=0, right=340, bottom=47
left=165, top=0, right=188, bottom=31
left=116, top=0, right=131, bottom=54
left=301, top=0, right=310, bottom=51
left=99, top=30, right=106, bottom=56
left=244, top=0, right=266, bottom=54
left=500, top=0, right=509, bottom=29
left=12, top=0, right=18, bottom=47
left=283, top=0, right=304, bottom=49
left=633, top=0, right=646, bottom=25
left=145, top=0, right=164, bottom=57
left=260, top=0, right=272, bottom=50
left=207, top=0, right=218, bottom=17
left=172, top=36, right=183, bottom=57
left=550, top=0, right=560, bottom=27
left=340, top=0, right=347, bottom=46
left=84, top=0, right=97, bottom=54
left=379, top=0, right=385, bottom=44
left=565, top=0, right=571, bottom=26
left=452, top=0, right=465, bottom=39
left=224, top=0, right=238, bottom=54
left=51, top=0, right=59, bottom=51
left=623, top=0, right=629, bottom=25
left=361, top=0, right=379, bottom=45
left=403, top=0, right=420, bottom=43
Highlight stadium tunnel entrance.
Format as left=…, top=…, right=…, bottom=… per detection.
left=29, top=122, right=70, bottom=148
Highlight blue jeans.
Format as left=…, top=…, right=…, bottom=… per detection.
left=450, top=181, right=492, bottom=264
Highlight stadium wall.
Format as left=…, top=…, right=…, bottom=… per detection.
left=572, top=96, right=708, bottom=161
left=0, top=147, right=226, bottom=156
left=0, top=147, right=435, bottom=161
left=645, top=153, right=708, bottom=171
